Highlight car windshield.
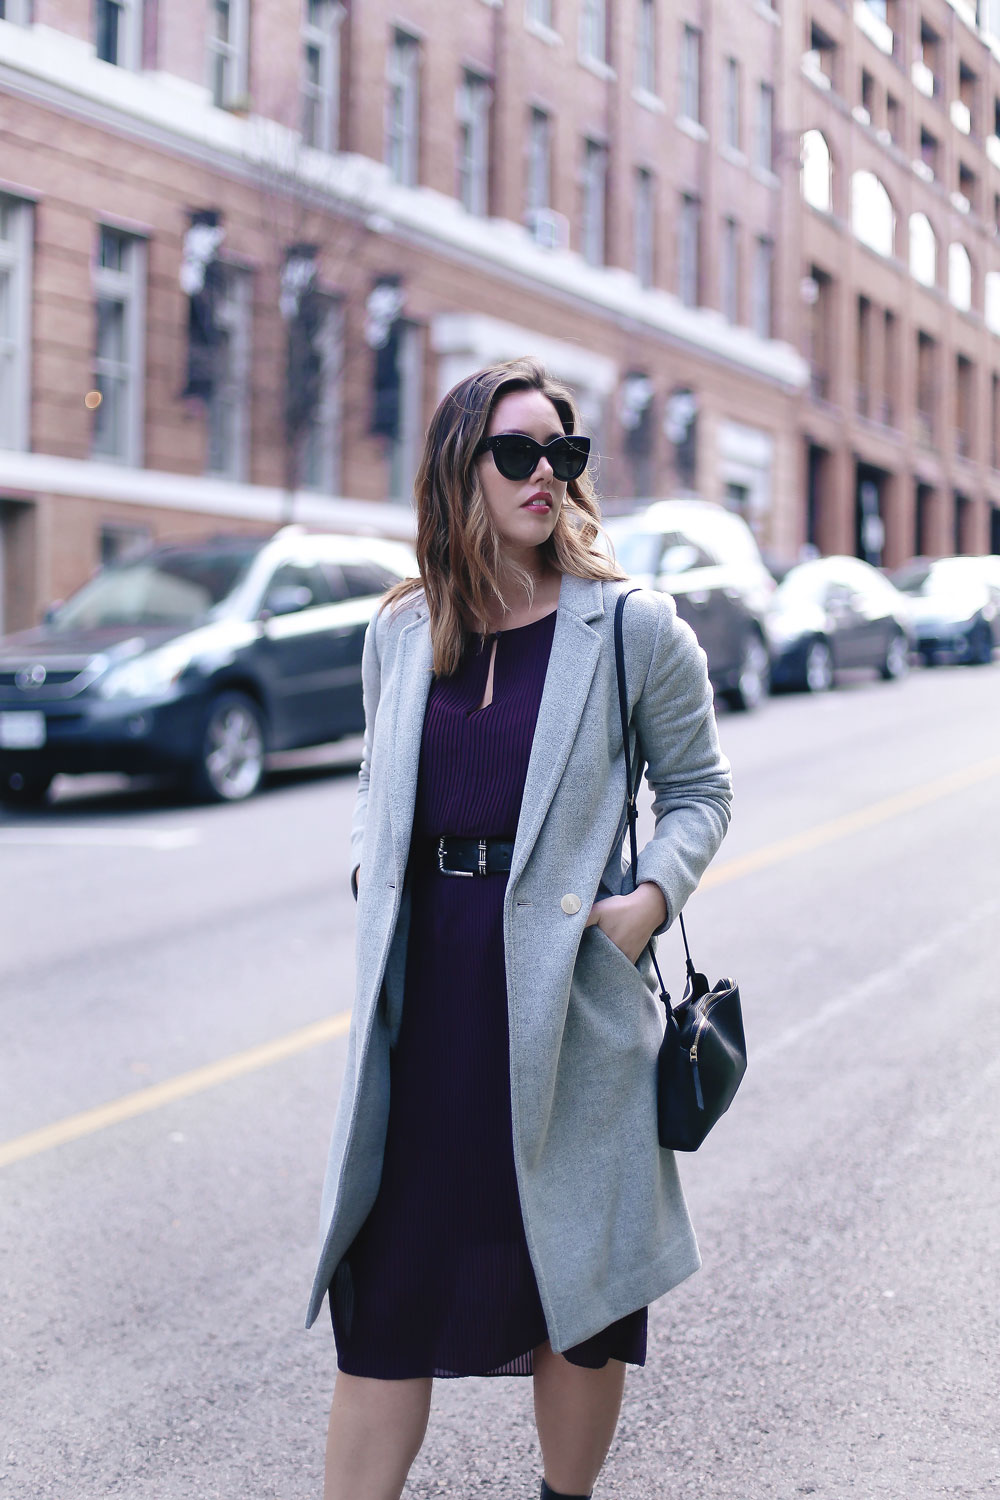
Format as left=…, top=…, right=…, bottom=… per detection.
left=52, top=547, right=260, bottom=630
left=773, top=567, right=826, bottom=606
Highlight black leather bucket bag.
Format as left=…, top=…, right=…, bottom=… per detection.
left=614, top=590, right=747, bottom=1152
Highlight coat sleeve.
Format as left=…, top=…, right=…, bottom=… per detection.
left=349, top=606, right=384, bottom=899
left=631, top=592, right=733, bottom=932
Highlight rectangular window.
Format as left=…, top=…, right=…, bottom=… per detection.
left=920, top=127, right=938, bottom=177
left=95, top=0, right=141, bottom=69
left=302, top=0, right=342, bottom=152
left=0, top=1, right=34, bottom=21
left=457, top=71, right=492, bottom=216
left=886, top=92, right=901, bottom=144
left=580, top=0, right=607, bottom=63
left=636, top=0, right=656, bottom=95
left=91, top=226, right=145, bottom=466
left=580, top=138, right=607, bottom=266
left=679, top=25, right=701, bottom=124
left=526, top=107, right=552, bottom=215
left=723, top=57, right=740, bottom=150
left=208, top=0, right=249, bottom=109
left=634, top=168, right=654, bottom=287
left=755, top=82, right=774, bottom=171
left=0, top=195, right=32, bottom=453
left=527, top=0, right=554, bottom=27
left=956, top=355, right=974, bottom=459
left=386, top=30, right=420, bottom=186
left=807, top=265, right=833, bottom=400
left=959, top=162, right=978, bottom=214
left=882, top=309, right=896, bottom=425
left=805, top=23, right=837, bottom=90
left=916, top=331, right=936, bottom=444
left=389, top=321, right=423, bottom=503
left=301, top=296, right=343, bottom=494
left=677, top=193, right=700, bottom=307
left=751, top=235, right=773, bottom=336
left=856, top=295, right=872, bottom=417
left=206, top=265, right=251, bottom=480
left=721, top=218, right=739, bottom=323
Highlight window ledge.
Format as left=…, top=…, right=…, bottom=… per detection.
left=632, top=87, right=665, bottom=114
left=719, top=144, right=747, bottom=167
left=525, top=18, right=562, bottom=46
left=752, top=165, right=780, bottom=188
left=578, top=53, right=616, bottom=82
left=676, top=115, right=708, bottom=142
left=754, top=0, right=781, bottom=25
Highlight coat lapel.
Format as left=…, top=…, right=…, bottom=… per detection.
left=388, top=611, right=433, bottom=874
left=509, top=575, right=604, bottom=887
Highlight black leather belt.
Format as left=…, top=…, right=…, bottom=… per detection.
left=434, top=835, right=515, bottom=877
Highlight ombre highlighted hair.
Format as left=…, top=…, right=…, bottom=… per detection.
left=383, top=356, right=624, bottom=675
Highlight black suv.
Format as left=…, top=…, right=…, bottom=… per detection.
left=605, top=500, right=774, bottom=710
left=0, top=527, right=414, bottom=806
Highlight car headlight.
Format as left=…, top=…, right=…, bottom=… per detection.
left=96, top=645, right=191, bottom=699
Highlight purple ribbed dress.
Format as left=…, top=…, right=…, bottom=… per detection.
left=330, top=611, right=647, bottom=1378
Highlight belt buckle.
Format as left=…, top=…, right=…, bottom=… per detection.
left=438, top=836, right=474, bottom=878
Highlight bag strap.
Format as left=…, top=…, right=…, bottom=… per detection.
left=614, top=590, right=698, bottom=1003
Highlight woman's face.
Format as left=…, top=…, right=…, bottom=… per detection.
left=477, top=389, right=567, bottom=560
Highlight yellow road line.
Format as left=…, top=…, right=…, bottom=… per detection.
left=4, top=753, right=999, bottom=1169
left=0, top=1011, right=351, bottom=1169
left=701, top=754, right=1000, bottom=889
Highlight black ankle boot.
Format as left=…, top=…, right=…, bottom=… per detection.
left=540, top=1481, right=592, bottom=1500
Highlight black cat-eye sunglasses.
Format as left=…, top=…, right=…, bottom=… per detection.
left=475, top=432, right=591, bottom=483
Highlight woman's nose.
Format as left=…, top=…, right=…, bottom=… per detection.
left=531, top=454, right=555, bottom=481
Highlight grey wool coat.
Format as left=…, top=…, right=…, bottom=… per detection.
left=306, top=572, right=733, bottom=1351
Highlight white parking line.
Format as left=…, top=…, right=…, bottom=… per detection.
left=0, top=827, right=201, bottom=850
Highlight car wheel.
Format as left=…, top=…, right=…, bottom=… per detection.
left=802, top=638, right=834, bottom=693
left=966, top=617, right=994, bottom=666
left=190, top=691, right=266, bottom=803
left=725, top=633, right=770, bottom=712
left=0, top=769, right=53, bottom=808
left=880, top=631, right=910, bottom=681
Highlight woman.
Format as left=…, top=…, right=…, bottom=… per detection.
left=307, top=358, right=732, bottom=1500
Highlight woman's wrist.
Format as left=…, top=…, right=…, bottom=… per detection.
left=631, top=880, right=667, bottom=930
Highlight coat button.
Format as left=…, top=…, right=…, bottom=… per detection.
left=560, top=893, right=582, bottom=915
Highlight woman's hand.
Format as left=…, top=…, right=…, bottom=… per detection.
left=585, top=882, right=668, bottom=963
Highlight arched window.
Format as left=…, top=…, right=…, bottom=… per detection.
left=801, top=130, right=833, bottom=213
left=948, top=243, right=972, bottom=311
left=986, top=271, right=1000, bottom=334
left=851, top=171, right=894, bottom=258
left=909, top=213, right=937, bottom=287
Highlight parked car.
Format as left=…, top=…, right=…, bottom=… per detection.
left=890, top=556, right=1000, bottom=666
left=605, top=500, right=774, bottom=710
left=766, top=555, right=912, bottom=692
left=0, top=526, right=415, bottom=806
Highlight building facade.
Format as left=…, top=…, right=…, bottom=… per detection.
left=4, top=0, right=998, bottom=631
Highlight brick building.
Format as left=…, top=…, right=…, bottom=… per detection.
left=1, top=0, right=997, bottom=632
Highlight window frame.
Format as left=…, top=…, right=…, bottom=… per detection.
left=723, top=56, right=741, bottom=151
left=579, top=0, right=607, bottom=65
left=721, top=216, right=740, bottom=324
left=205, top=263, right=252, bottom=482
left=751, top=235, right=774, bottom=338
left=677, top=192, right=700, bottom=308
left=95, top=0, right=142, bottom=71
left=456, top=69, right=492, bottom=217
left=300, top=294, right=344, bottom=495
left=679, top=24, right=701, bottom=125
left=634, top=167, right=655, bottom=288
left=301, top=0, right=343, bottom=153
left=91, top=225, right=146, bottom=468
left=386, top=29, right=421, bottom=187
left=755, top=81, right=775, bottom=173
left=635, top=0, right=656, bottom=96
left=0, top=194, right=32, bottom=454
left=207, top=0, right=250, bottom=111
left=526, top=106, right=552, bottom=216
left=580, top=137, right=608, bottom=267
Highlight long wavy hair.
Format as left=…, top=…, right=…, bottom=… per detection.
left=382, top=357, right=625, bottom=675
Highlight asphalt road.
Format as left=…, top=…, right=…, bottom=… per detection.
left=1, top=659, right=998, bottom=1500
